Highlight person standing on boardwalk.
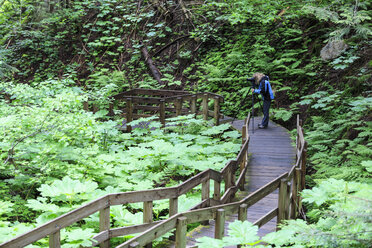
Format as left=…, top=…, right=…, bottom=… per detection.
left=250, top=72, right=274, bottom=129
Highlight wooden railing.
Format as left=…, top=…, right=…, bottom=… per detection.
left=1, top=113, right=306, bottom=248
left=0, top=115, right=250, bottom=248
left=115, top=115, right=307, bottom=248
left=110, top=89, right=224, bottom=131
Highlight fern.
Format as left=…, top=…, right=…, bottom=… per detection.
left=303, top=2, right=372, bottom=40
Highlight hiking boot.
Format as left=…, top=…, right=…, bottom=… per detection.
left=258, top=124, right=267, bottom=129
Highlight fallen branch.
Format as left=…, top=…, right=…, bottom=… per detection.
left=141, top=42, right=164, bottom=85
left=152, top=35, right=189, bottom=57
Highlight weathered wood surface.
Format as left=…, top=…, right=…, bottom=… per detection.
left=185, top=117, right=295, bottom=246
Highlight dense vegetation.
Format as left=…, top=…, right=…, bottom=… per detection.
left=0, top=0, right=371, bottom=247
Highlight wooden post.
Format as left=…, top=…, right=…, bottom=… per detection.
left=143, top=201, right=153, bottom=248
left=202, top=179, right=210, bottom=201
left=214, top=96, right=220, bottom=126
left=49, top=231, right=60, bottom=248
left=93, top=104, right=99, bottom=113
left=285, top=181, right=291, bottom=220
left=129, top=242, right=140, bottom=248
left=215, top=209, right=225, bottom=239
left=240, top=125, right=247, bottom=191
left=202, top=94, right=208, bottom=120
left=301, top=140, right=307, bottom=191
left=175, top=97, right=182, bottom=116
left=231, top=165, right=236, bottom=187
left=291, top=168, right=302, bottom=219
left=191, top=95, right=197, bottom=118
left=169, top=197, right=178, bottom=217
left=160, top=100, right=165, bottom=127
left=126, top=98, right=133, bottom=132
left=108, top=103, right=114, bottom=116
left=213, top=180, right=221, bottom=201
left=237, top=204, right=248, bottom=248
left=201, top=179, right=211, bottom=225
left=295, top=116, right=300, bottom=161
left=99, top=206, right=110, bottom=248
left=290, top=173, right=297, bottom=220
left=224, top=167, right=232, bottom=192
left=277, top=179, right=288, bottom=230
left=83, top=101, right=89, bottom=111
left=238, top=204, right=248, bottom=221
left=175, top=217, right=187, bottom=248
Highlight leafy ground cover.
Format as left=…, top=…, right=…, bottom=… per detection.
left=0, top=80, right=241, bottom=246
left=0, top=0, right=371, bottom=247
left=197, top=179, right=372, bottom=248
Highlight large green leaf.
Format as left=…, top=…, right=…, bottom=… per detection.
left=38, top=176, right=98, bottom=203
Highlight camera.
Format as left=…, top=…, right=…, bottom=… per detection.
left=247, top=77, right=256, bottom=88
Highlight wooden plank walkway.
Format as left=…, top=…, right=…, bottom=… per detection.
left=185, top=117, right=296, bottom=247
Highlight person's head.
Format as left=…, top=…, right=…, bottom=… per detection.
left=252, top=72, right=265, bottom=85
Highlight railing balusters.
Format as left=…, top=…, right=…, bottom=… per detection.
left=159, top=100, right=165, bottom=127
left=277, top=179, right=289, bottom=230
left=169, top=197, right=178, bottom=217
left=301, top=140, right=307, bottom=191
left=175, top=97, right=182, bottom=116
left=237, top=204, right=248, bottom=248
left=143, top=201, right=153, bottom=248
left=240, top=125, right=247, bottom=191
left=190, top=95, right=197, bottom=117
left=285, top=181, right=291, bottom=220
left=213, top=180, right=221, bottom=201
left=49, top=231, right=60, bottom=248
left=202, top=93, right=208, bottom=120
left=291, top=168, right=302, bottom=219
left=224, top=167, right=232, bottom=192
left=99, top=206, right=110, bottom=248
left=175, top=217, right=187, bottom=248
left=126, top=98, right=133, bottom=132
left=214, top=96, right=220, bottom=125
left=202, top=179, right=210, bottom=202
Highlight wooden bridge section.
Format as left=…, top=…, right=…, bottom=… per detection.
left=110, top=89, right=225, bottom=132
left=186, top=117, right=298, bottom=245
left=0, top=88, right=307, bottom=248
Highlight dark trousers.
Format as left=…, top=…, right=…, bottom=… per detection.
left=261, top=98, right=271, bottom=127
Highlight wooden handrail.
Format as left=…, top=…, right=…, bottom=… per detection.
left=110, top=89, right=225, bottom=131
left=118, top=115, right=306, bottom=248
left=1, top=112, right=306, bottom=248
left=0, top=116, right=250, bottom=248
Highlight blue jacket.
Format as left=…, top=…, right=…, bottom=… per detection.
left=254, top=76, right=274, bottom=100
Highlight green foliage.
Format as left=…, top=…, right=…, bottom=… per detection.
left=0, top=0, right=371, bottom=246
left=273, top=108, right=293, bottom=122
left=0, top=79, right=241, bottom=245
left=0, top=48, right=17, bottom=79
left=196, top=220, right=265, bottom=248
left=264, top=179, right=372, bottom=248
left=200, top=179, right=372, bottom=248
left=299, top=90, right=372, bottom=183
left=303, top=1, right=372, bottom=41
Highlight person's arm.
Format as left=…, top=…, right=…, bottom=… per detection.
left=253, top=80, right=263, bottom=94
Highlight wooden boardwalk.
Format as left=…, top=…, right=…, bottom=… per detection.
left=185, top=117, right=296, bottom=247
